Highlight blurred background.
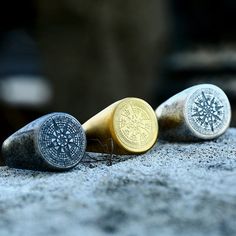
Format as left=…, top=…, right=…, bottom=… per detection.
left=0, top=0, right=236, bottom=160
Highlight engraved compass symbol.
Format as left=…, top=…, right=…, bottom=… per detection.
left=38, top=114, right=85, bottom=168
left=46, top=119, right=78, bottom=156
left=191, top=91, right=224, bottom=132
left=119, top=103, right=151, bottom=144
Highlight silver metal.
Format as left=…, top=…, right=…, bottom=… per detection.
left=2, top=112, right=86, bottom=171
left=155, top=84, right=231, bottom=141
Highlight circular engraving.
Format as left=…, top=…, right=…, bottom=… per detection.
left=113, top=98, right=158, bottom=152
left=38, top=113, right=86, bottom=169
left=186, top=87, right=231, bottom=137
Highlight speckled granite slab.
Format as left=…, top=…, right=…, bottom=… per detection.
left=0, top=128, right=235, bottom=236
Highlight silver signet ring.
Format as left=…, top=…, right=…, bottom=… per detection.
left=2, top=112, right=86, bottom=171
left=155, top=84, right=231, bottom=141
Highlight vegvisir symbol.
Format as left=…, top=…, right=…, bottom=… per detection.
left=120, top=104, right=151, bottom=144
left=46, top=119, right=78, bottom=157
left=192, top=92, right=224, bottom=132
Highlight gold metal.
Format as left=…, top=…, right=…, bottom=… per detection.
left=82, top=97, right=158, bottom=154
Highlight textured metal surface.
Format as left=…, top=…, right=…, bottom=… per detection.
left=2, top=113, right=86, bottom=171
left=156, top=84, right=231, bottom=141
left=113, top=98, right=158, bottom=152
left=83, top=97, right=158, bottom=154
left=38, top=114, right=86, bottom=169
left=185, top=86, right=231, bottom=138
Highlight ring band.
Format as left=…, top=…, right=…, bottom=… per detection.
left=155, top=84, right=231, bottom=141
left=2, top=112, right=86, bottom=171
left=83, top=97, right=158, bottom=154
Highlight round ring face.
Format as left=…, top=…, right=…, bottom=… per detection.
left=113, top=98, right=158, bottom=153
left=38, top=114, right=86, bottom=169
left=185, top=86, right=231, bottom=138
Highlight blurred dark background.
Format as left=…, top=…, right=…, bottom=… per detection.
left=0, top=0, right=236, bottom=160
left=36, top=0, right=168, bottom=120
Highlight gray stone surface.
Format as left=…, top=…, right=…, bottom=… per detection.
left=0, top=128, right=236, bottom=236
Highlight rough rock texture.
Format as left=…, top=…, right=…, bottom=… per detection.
left=0, top=128, right=236, bottom=236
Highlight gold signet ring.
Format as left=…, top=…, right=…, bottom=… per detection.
left=83, top=97, right=158, bottom=154
left=155, top=84, right=231, bottom=141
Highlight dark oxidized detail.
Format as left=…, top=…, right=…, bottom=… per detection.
left=186, top=87, right=230, bottom=137
left=38, top=114, right=86, bottom=169
left=2, top=113, right=86, bottom=171
left=191, top=91, right=224, bottom=132
left=156, top=84, right=231, bottom=141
